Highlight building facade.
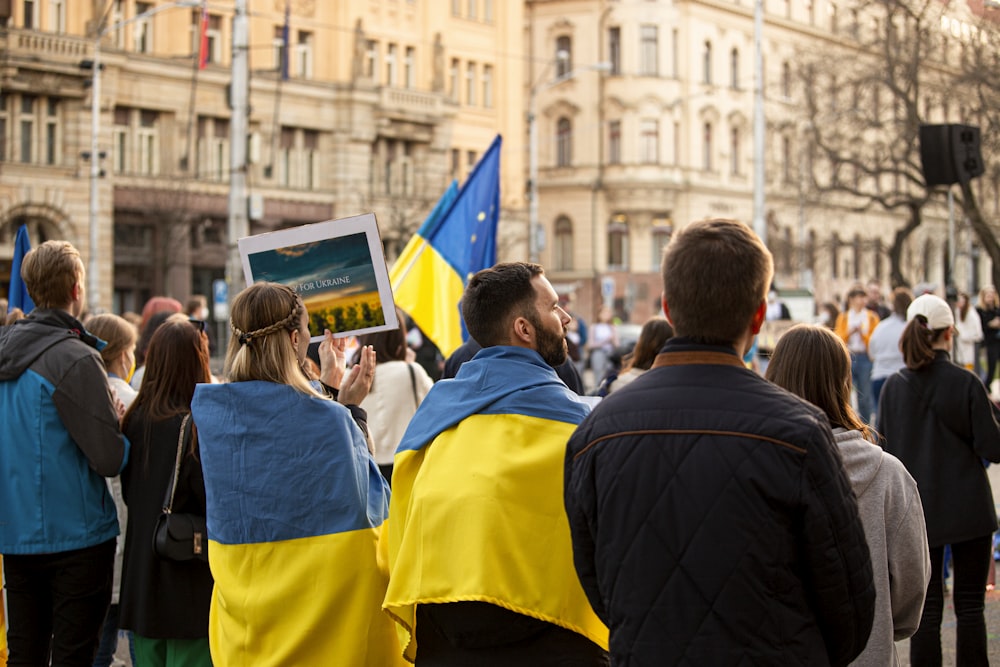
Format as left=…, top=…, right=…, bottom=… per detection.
left=527, top=0, right=998, bottom=323
left=0, top=0, right=524, bottom=318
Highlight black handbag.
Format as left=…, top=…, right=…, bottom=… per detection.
left=151, top=413, right=208, bottom=562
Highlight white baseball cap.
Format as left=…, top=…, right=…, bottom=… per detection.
left=906, top=293, right=954, bottom=330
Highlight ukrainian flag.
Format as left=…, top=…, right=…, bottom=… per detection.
left=192, top=382, right=406, bottom=667
left=383, top=347, right=608, bottom=661
left=390, top=135, right=502, bottom=357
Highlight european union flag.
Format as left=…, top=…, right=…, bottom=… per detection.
left=8, top=224, right=35, bottom=314
left=390, top=135, right=501, bottom=356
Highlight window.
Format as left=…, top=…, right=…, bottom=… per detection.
left=198, top=116, right=228, bottom=181
left=730, top=48, right=739, bottom=89
left=466, top=150, right=477, bottom=176
left=782, top=135, right=792, bottom=183
left=280, top=127, right=294, bottom=187
left=113, top=107, right=128, bottom=173
left=296, top=31, right=313, bottom=78
left=554, top=216, right=573, bottom=271
left=781, top=61, right=791, bottom=98
left=640, top=119, right=658, bottom=163
left=137, top=110, right=158, bottom=175
left=206, top=14, right=222, bottom=64
left=830, top=233, right=840, bottom=278
left=465, top=62, right=476, bottom=105
left=467, top=0, right=477, bottom=20
left=482, top=65, right=493, bottom=108
left=135, top=2, right=153, bottom=53
left=449, top=59, right=460, bottom=100
left=404, top=47, right=416, bottom=88
left=451, top=0, right=460, bottom=16
left=703, top=41, right=713, bottom=85
left=23, top=0, right=36, bottom=29
left=44, top=98, right=58, bottom=166
left=608, top=27, right=621, bottom=75
left=651, top=221, right=673, bottom=270
left=607, top=214, right=629, bottom=269
left=640, top=25, right=658, bottom=75
left=730, top=126, right=740, bottom=175
left=484, top=0, right=493, bottom=22
left=273, top=27, right=286, bottom=73
left=829, top=3, right=838, bottom=33
left=386, top=44, right=397, bottom=86
left=703, top=122, right=713, bottom=171
left=50, top=0, right=65, bottom=33
left=556, top=117, right=572, bottom=167
left=556, top=36, right=572, bottom=77
left=0, top=94, right=8, bottom=161
left=366, top=40, right=378, bottom=79
left=112, top=0, right=124, bottom=47
left=608, top=120, right=621, bottom=164
left=450, top=148, right=460, bottom=180
left=673, top=121, right=680, bottom=164
left=192, top=12, right=222, bottom=65
left=304, top=130, right=318, bottom=189
left=19, top=95, right=34, bottom=163
left=672, top=28, right=679, bottom=78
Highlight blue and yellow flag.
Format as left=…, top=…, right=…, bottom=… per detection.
left=390, top=135, right=501, bottom=357
left=383, top=346, right=608, bottom=661
left=8, top=224, right=34, bottom=314
left=192, top=382, right=405, bottom=667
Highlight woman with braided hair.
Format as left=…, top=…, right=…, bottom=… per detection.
left=191, top=282, right=405, bottom=665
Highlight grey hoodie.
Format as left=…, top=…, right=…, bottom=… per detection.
left=833, top=428, right=930, bottom=667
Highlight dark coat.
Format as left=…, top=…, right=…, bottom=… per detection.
left=877, top=352, right=1000, bottom=547
left=120, top=411, right=213, bottom=639
left=565, top=340, right=876, bottom=666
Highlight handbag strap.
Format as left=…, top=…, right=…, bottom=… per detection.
left=162, top=413, right=192, bottom=513
left=407, top=363, right=419, bottom=409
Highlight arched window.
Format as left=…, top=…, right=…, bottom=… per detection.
left=730, top=48, right=740, bottom=89
left=556, top=36, right=572, bottom=77
left=556, top=117, right=572, bottom=167
left=607, top=214, right=630, bottom=270
left=554, top=216, right=573, bottom=271
left=703, top=41, right=713, bottom=84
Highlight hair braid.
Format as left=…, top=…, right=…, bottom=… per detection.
left=231, top=303, right=300, bottom=348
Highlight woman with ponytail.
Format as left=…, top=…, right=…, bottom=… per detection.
left=190, top=282, right=405, bottom=666
left=877, top=294, right=1000, bottom=666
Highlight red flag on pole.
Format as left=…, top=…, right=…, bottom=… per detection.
left=198, top=0, right=209, bottom=69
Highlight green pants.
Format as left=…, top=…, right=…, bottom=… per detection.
left=133, top=635, right=212, bottom=667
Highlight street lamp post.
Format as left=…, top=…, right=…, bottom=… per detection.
left=87, top=0, right=198, bottom=310
left=528, top=59, right=610, bottom=264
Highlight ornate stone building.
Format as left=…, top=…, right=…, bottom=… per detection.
left=0, top=0, right=524, bottom=316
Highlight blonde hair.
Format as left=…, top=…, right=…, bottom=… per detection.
left=20, top=240, right=83, bottom=309
left=86, top=313, right=138, bottom=368
left=224, top=282, right=324, bottom=398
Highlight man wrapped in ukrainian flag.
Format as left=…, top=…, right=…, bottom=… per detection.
left=383, top=262, right=609, bottom=665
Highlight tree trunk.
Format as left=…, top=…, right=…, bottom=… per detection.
left=888, top=203, right=922, bottom=288
left=959, top=181, right=1000, bottom=291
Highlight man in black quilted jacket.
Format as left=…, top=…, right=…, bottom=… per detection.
left=564, top=219, right=875, bottom=666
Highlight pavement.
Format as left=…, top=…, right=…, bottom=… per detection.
left=894, top=463, right=1000, bottom=665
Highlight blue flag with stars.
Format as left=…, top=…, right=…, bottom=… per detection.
left=390, top=135, right=501, bottom=356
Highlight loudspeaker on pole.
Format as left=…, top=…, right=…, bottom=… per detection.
left=919, top=124, right=984, bottom=187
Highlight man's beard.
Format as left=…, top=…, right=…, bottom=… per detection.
left=529, top=314, right=568, bottom=367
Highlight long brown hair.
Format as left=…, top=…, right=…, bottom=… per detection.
left=620, top=317, right=673, bottom=373
left=355, top=307, right=408, bottom=364
left=123, top=315, right=211, bottom=458
left=765, top=324, right=872, bottom=440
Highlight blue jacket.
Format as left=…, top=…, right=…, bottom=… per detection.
left=0, top=309, right=129, bottom=554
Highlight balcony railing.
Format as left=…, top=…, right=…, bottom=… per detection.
left=6, top=28, right=90, bottom=62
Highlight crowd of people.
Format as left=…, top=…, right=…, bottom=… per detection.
left=1, top=225, right=999, bottom=666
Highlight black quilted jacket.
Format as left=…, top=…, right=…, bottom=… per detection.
left=565, top=341, right=876, bottom=666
